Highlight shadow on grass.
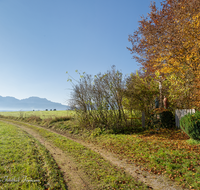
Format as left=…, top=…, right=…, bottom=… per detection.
left=111, top=123, right=190, bottom=141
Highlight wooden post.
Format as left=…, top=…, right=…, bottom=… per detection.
left=142, top=111, right=145, bottom=128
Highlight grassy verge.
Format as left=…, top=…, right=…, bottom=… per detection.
left=2, top=120, right=150, bottom=190
left=0, top=113, right=87, bottom=138
left=0, top=121, right=66, bottom=190
left=87, top=129, right=200, bottom=190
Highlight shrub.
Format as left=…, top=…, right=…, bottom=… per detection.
left=49, top=116, right=72, bottom=124
left=148, top=108, right=175, bottom=129
left=160, top=110, right=175, bottom=128
left=180, top=110, right=200, bottom=140
left=68, top=66, right=128, bottom=134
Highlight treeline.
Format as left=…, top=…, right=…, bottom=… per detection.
left=67, top=66, right=175, bottom=133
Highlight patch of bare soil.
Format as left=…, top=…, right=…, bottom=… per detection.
left=2, top=120, right=188, bottom=190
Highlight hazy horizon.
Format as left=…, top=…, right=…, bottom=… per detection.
left=0, top=95, right=69, bottom=111
left=0, top=95, right=64, bottom=103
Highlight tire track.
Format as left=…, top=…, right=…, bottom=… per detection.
left=2, top=120, right=92, bottom=190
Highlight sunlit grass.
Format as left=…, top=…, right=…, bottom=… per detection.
left=0, top=121, right=66, bottom=189
left=87, top=129, right=200, bottom=189
left=0, top=110, right=76, bottom=119
left=5, top=120, right=149, bottom=189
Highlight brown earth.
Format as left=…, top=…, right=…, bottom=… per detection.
left=1, top=119, right=188, bottom=190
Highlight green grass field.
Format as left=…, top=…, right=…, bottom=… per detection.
left=0, top=110, right=76, bottom=119
left=0, top=109, right=142, bottom=121
left=0, top=121, right=66, bottom=190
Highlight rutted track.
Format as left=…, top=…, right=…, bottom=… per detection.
left=1, top=119, right=187, bottom=190
left=2, top=120, right=92, bottom=190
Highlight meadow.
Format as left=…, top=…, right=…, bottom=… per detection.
left=0, top=110, right=200, bottom=189
left=0, top=110, right=76, bottom=119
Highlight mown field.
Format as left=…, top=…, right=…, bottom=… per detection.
left=0, top=110, right=200, bottom=189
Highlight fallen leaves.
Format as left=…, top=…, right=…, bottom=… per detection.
left=91, top=127, right=200, bottom=189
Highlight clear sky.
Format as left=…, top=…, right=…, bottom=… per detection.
left=0, top=0, right=163, bottom=106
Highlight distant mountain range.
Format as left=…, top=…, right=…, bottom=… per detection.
left=0, top=96, right=70, bottom=111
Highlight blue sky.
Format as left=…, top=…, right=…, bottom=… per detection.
left=0, top=0, right=163, bottom=106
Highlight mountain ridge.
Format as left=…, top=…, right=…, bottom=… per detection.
left=0, top=96, right=69, bottom=111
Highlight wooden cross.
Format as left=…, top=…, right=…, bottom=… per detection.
left=155, top=76, right=166, bottom=108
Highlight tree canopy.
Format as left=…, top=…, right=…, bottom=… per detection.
left=127, top=0, right=200, bottom=109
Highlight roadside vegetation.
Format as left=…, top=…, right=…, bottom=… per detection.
left=0, top=121, right=66, bottom=190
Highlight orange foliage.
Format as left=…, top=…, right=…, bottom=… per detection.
left=128, top=0, right=200, bottom=109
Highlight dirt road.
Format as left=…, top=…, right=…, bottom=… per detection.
left=2, top=120, right=187, bottom=190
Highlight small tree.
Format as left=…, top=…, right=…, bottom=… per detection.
left=67, top=66, right=128, bottom=133
left=123, top=70, right=160, bottom=127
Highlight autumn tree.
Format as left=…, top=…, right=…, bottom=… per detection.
left=127, top=0, right=200, bottom=109
left=123, top=69, right=161, bottom=125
